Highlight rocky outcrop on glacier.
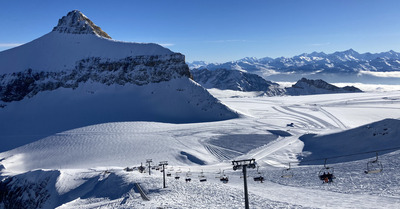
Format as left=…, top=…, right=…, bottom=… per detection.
left=191, top=68, right=284, bottom=96
left=285, top=78, right=362, bottom=95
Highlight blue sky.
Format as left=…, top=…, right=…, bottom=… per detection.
left=1, top=0, right=399, bottom=62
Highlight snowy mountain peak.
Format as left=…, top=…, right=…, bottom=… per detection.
left=344, top=48, right=358, bottom=55
left=52, top=10, right=111, bottom=39
left=238, top=57, right=258, bottom=63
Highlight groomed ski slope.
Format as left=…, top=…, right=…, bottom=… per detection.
left=1, top=90, right=400, bottom=208
left=0, top=78, right=238, bottom=152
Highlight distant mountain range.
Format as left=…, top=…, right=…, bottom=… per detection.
left=188, top=49, right=400, bottom=84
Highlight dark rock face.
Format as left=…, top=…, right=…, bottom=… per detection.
left=0, top=171, right=58, bottom=209
left=52, top=10, right=111, bottom=39
left=191, top=68, right=284, bottom=96
left=292, top=78, right=340, bottom=91
left=0, top=53, right=190, bottom=103
left=285, top=78, right=362, bottom=95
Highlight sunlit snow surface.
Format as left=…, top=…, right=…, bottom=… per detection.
left=1, top=89, right=400, bottom=208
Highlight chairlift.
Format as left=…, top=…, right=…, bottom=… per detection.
left=199, top=170, right=207, bottom=182
left=166, top=169, right=172, bottom=177
left=185, top=170, right=192, bottom=182
left=253, top=165, right=264, bottom=183
left=215, top=169, right=222, bottom=178
left=318, top=159, right=335, bottom=183
left=281, top=163, right=294, bottom=178
left=175, top=172, right=180, bottom=180
left=219, top=170, right=229, bottom=183
left=365, top=152, right=383, bottom=174
left=138, top=163, right=145, bottom=173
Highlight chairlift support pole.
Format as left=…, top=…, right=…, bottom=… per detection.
left=159, top=161, right=168, bottom=188
left=232, top=159, right=256, bottom=209
left=243, top=165, right=249, bottom=209
left=146, top=159, right=152, bottom=175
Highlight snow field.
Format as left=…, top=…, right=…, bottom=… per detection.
left=1, top=90, right=400, bottom=208
left=0, top=78, right=238, bottom=152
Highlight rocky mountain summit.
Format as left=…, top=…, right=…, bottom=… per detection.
left=52, top=10, right=111, bottom=39
left=0, top=10, right=186, bottom=104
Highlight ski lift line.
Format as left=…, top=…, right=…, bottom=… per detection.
left=266, top=146, right=400, bottom=167
left=299, top=146, right=400, bottom=164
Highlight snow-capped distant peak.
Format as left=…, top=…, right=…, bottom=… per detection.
left=238, top=57, right=258, bottom=63
left=52, top=10, right=111, bottom=39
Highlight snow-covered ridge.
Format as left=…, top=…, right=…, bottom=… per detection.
left=52, top=10, right=111, bottom=39
left=0, top=10, right=173, bottom=74
left=0, top=10, right=186, bottom=103
left=0, top=32, right=174, bottom=74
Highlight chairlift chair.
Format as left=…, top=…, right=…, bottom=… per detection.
left=365, top=152, right=383, bottom=174
left=175, top=172, right=180, bottom=180
left=215, top=169, right=222, bottom=178
left=199, top=170, right=207, bottom=182
left=185, top=170, right=192, bottom=182
left=219, top=170, right=229, bottom=183
left=318, top=159, right=335, bottom=183
left=138, top=163, right=145, bottom=173
left=281, top=163, right=294, bottom=178
left=220, top=175, right=229, bottom=183
left=253, top=165, right=264, bottom=183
